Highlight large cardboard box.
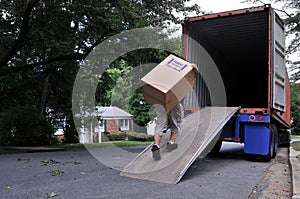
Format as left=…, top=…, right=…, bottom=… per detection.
left=141, top=54, right=196, bottom=112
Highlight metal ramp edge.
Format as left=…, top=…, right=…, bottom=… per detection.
left=119, top=106, right=240, bottom=184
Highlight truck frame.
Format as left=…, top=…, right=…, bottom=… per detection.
left=182, top=4, right=291, bottom=161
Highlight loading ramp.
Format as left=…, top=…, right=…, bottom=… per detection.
left=120, top=106, right=240, bottom=184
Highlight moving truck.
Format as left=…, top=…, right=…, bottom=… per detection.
left=182, top=4, right=291, bottom=161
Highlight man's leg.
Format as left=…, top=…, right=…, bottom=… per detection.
left=169, top=131, right=178, bottom=143
left=166, top=102, right=183, bottom=152
left=152, top=132, right=162, bottom=160
left=151, top=105, right=167, bottom=160
left=166, top=132, right=179, bottom=152
left=154, top=131, right=163, bottom=146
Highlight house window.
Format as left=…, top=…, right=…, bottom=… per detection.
left=119, top=119, right=130, bottom=131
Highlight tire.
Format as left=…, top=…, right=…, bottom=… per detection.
left=278, top=129, right=291, bottom=147
left=261, top=125, right=275, bottom=162
left=271, top=124, right=278, bottom=159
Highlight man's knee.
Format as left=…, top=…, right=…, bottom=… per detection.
left=155, top=132, right=163, bottom=137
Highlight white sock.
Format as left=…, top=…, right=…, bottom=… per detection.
left=154, top=144, right=160, bottom=148
left=168, top=141, right=174, bottom=144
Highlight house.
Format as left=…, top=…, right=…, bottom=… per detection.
left=78, top=106, right=133, bottom=143
left=96, top=106, right=133, bottom=134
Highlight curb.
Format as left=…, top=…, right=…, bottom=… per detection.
left=0, top=147, right=67, bottom=155
left=290, top=146, right=300, bottom=199
left=16, top=147, right=67, bottom=153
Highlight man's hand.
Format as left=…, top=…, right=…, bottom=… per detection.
left=191, top=64, right=199, bottom=73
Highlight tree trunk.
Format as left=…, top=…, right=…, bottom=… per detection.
left=40, top=75, right=49, bottom=116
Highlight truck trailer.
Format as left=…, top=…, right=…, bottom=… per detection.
left=182, top=4, right=291, bottom=161
left=120, top=4, right=292, bottom=184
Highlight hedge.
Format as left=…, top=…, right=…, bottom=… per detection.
left=106, top=132, right=153, bottom=142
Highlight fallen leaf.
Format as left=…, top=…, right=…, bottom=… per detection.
left=47, top=191, right=58, bottom=198
left=49, top=169, right=64, bottom=176
left=42, top=159, right=61, bottom=166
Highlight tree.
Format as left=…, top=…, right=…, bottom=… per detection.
left=0, top=0, right=201, bottom=77
left=0, top=104, right=55, bottom=146
left=94, top=35, right=182, bottom=133
left=272, top=0, right=300, bottom=82
left=0, top=0, right=201, bottom=145
left=291, top=82, right=300, bottom=134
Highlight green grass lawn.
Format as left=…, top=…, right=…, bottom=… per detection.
left=292, top=141, right=300, bottom=151
left=292, top=142, right=300, bottom=160
left=291, top=134, right=300, bottom=139
left=292, top=134, right=300, bottom=152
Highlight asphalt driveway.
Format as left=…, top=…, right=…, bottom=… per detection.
left=0, top=144, right=270, bottom=199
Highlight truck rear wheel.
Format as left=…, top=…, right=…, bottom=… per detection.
left=261, top=124, right=277, bottom=161
left=278, top=129, right=291, bottom=147
left=271, top=124, right=278, bottom=159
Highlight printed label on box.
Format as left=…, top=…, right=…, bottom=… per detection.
left=166, top=58, right=188, bottom=72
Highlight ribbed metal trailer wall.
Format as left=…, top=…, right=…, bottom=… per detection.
left=182, top=6, right=270, bottom=110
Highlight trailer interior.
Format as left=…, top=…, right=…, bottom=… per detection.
left=186, top=8, right=270, bottom=108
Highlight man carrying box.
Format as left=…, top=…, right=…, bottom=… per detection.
left=141, top=54, right=198, bottom=160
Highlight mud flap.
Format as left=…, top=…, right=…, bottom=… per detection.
left=244, top=124, right=270, bottom=156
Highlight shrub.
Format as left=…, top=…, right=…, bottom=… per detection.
left=127, top=132, right=153, bottom=142
left=146, top=134, right=154, bottom=142
left=103, top=131, right=110, bottom=136
left=105, top=132, right=154, bottom=142
left=106, top=133, right=127, bottom=141
left=51, top=136, right=63, bottom=145
left=0, top=105, right=55, bottom=146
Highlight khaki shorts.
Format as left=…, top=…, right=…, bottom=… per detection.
left=154, top=102, right=184, bottom=134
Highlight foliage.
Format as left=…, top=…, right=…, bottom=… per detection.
left=291, top=82, right=300, bottom=134
left=0, top=1, right=200, bottom=146
left=0, top=104, right=55, bottom=146
left=95, top=45, right=181, bottom=131
left=292, top=141, right=300, bottom=151
left=128, top=87, right=154, bottom=132
left=41, top=159, right=62, bottom=166
left=106, top=132, right=153, bottom=142
left=49, top=169, right=64, bottom=176
left=46, top=191, right=58, bottom=198
left=106, top=133, right=127, bottom=141
left=0, top=0, right=200, bottom=76
left=274, top=0, right=300, bottom=82
left=127, top=132, right=154, bottom=142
